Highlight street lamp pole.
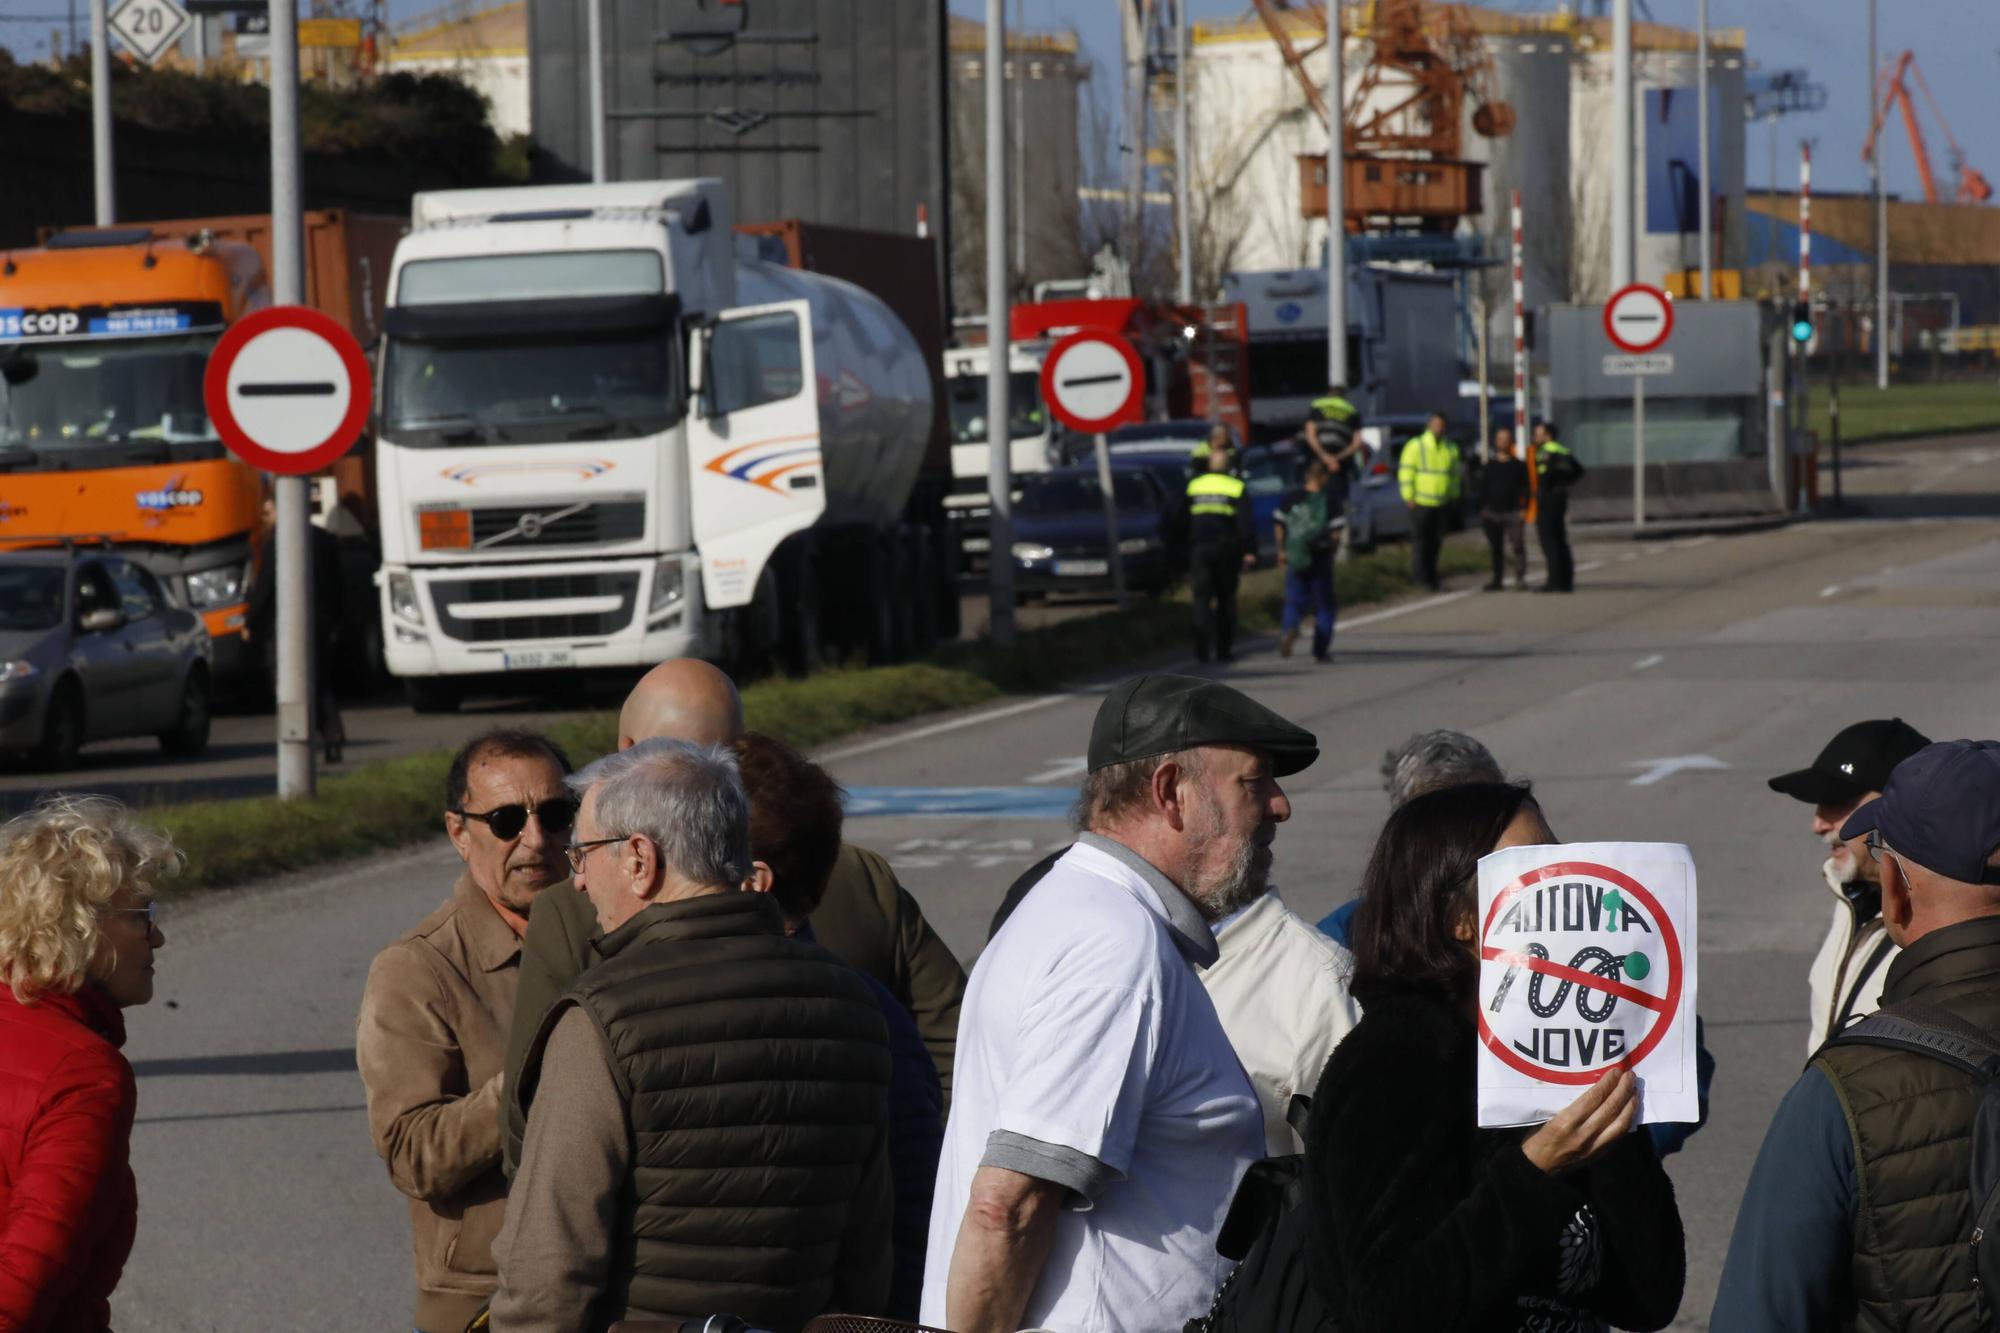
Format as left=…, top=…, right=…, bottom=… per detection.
left=1325, top=0, right=1347, bottom=388
left=985, top=0, right=1015, bottom=645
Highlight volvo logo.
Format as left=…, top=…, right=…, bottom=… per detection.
left=518, top=513, right=546, bottom=540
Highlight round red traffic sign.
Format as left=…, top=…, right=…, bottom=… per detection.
left=1603, top=283, right=1674, bottom=354
left=1475, top=859, right=1685, bottom=1086
left=1040, top=330, right=1144, bottom=435
left=203, top=305, right=372, bottom=476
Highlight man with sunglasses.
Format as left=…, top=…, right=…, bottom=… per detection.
left=1716, top=739, right=2000, bottom=1331
left=357, top=729, right=574, bottom=1333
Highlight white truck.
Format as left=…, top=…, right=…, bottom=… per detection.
left=373, top=180, right=939, bottom=709
left=939, top=339, right=1061, bottom=575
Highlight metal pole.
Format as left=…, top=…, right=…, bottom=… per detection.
left=1474, top=293, right=1490, bottom=458
left=1013, top=28, right=1027, bottom=279
left=89, top=0, right=113, bottom=225
left=1767, top=318, right=1786, bottom=508
left=1610, top=0, right=1633, bottom=289
left=1632, top=376, right=1646, bottom=529
left=1829, top=330, right=1842, bottom=506
left=270, top=0, right=314, bottom=799
left=1511, top=188, right=1527, bottom=437
left=1799, top=141, right=1812, bottom=313
left=587, top=0, right=607, bottom=183
left=1122, top=2, right=1146, bottom=280
left=1325, top=0, right=1347, bottom=387
left=1696, top=0, right=1711, bottom=299
left=1175, top=0, right=1193, bottom=305
left=1093, top=434, right=1128, bottom=609
left=1870, top=0, right=1887, bottom=388
left=985, top=0, right=1015, bottom=645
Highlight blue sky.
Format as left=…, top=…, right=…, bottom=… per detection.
left=1, top=0, right=1989, bottom=199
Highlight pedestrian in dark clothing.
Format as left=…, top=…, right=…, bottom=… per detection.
left=1184, top=447, right=1257, bottom=663
left=1477, top=427, right=1531, bottom=590
left=1713, top=740, right=2000, bottom=1332
left=1532, top=421, right=1584, bottom=593
left=734, top=732, right=941, bottom=1321
left=1274, top=459, right=1339, bottom=662
left=245, top=496, right=347, bottom=761
left=1305, top=781, right=1685, bottom=1333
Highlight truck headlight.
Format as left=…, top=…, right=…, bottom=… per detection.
left=1011, top=543, right=1054, bottom=562
left=649, top=560, right=685, bottom=619
left=0, top=660, right=38, bottom=685
left=388, top=572, right=424, bottom=626
left=1118, top=537, right=1158, bottom=555
left=185, top=564, right=247, bottom=609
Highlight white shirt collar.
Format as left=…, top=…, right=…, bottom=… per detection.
left=1075, top=832, right=1220, bottom=967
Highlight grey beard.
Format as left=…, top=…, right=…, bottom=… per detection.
left=1189, top=829, right=1273, bottom=919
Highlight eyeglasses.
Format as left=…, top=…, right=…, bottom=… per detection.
left=114, top=902, right=158, bottom=927
left=451, top=798, right=578, bottom=842
left=564, top=836, right=626, bottom=875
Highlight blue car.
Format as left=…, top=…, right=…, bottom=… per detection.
left=1006, top=465, right=1183, bottom=600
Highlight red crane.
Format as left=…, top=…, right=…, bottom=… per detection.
left=1863, top=50, right=1993, bottom=206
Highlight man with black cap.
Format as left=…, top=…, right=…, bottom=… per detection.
left=1767, top=717, right=1932, bottom=1052
left=924, top=673, right=1315, bottom=1333
left=1715, top=739, right=2000, bottom=1331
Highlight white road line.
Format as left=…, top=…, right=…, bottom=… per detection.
left=1678, top=534, right=1718, bottom=549
left=1820, top=584, right=1842, bottom=598
left=1634, top=654, right=1664, bottom=670
left=818, top=693, right=1075, bottom=763
left=1024, top=756, right=1088, bottom=785
left=1576, top=559, right=1607, bottom=574
left=1340, top=587, right=1476, bottom=629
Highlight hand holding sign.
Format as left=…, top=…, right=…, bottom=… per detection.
left=1521, top=1068, right=1639, bottom=1174
left=1476, top=842, right=1699, bottom=1129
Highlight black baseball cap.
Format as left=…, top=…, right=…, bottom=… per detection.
left=1840, top=740, right=2000, bottom=886
left=1088, top=674, right=1319, bottom=777
left=1767, top=718, right=1932, bottom=807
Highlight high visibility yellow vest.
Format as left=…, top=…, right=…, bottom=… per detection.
left=1310, top=395, right=1357, bottom=423
left=1398, top=431, right=1461, bottom=508
left=1186, top=471, right=1247, bottom=516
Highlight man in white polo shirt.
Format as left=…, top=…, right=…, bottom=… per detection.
left=924, top=673, right=1317, bottom=1333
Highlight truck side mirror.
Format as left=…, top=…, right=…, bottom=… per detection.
left=79, top=607, right=123, bottom=634
left=0, top=350, right=37, bottom=386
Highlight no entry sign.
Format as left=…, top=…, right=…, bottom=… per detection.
left=1603, top=283, right=1674, bottom=354
left=1040, top=330, right=1144, bottom=435
left=1475, top=842, right=1698, bottom=1128
left=203, top=305, right=372, bottom=475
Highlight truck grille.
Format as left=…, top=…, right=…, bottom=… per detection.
left=464, top=496, right=645, bottom=549
left=433, top=572, right=640, bottom=643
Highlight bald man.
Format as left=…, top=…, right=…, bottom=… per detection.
left=500, top=658, right=969, bottom=1174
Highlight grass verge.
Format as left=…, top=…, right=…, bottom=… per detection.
left=1803, top=381, right=2000, bottom=445
left=150, top=539, right=1485, bottom=895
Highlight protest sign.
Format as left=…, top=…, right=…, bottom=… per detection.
left=1475, top=842, right=1699, bottom=1128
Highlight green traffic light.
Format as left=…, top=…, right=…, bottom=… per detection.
left=1791, top=320, right=1813, bottom=343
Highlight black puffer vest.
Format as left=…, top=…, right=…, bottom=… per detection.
left=1813, top=916, right=2000, bottom=1332
left=522, top=891, right=892, bottom=1331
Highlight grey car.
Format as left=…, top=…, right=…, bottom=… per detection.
left=0, top=549, right=212, bottom=770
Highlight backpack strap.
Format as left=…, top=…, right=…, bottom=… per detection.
left=1826, top=1001, right=2000, bottom=1081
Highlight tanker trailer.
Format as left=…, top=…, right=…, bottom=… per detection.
left=372, top=179, right=937, bottom=709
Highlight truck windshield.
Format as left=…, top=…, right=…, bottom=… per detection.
left=948, top=370, right=1046, bottom=444
left=0, top=334, right=222, bottom=467
left=383, top=329, right=679, bottom=447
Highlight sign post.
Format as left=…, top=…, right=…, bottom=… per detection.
left=1603, top=284, right=1674, bottom=530
left=203, top=307, right=371, bottom=800
left=1041, top=331, right=1145, bottom=610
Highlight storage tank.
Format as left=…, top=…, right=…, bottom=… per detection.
left=734, top=260, right=933, bottom=530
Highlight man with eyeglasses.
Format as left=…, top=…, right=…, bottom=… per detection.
left=1716, top=739, right=2000, bottom=1331
left=356, top=728, right=575, bottom=1333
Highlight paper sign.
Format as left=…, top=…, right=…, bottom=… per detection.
left=1475, top=842, right=1699, bottom=1128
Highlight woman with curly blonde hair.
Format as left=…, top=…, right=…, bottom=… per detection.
left=0, top=794, right=177, bottom=1331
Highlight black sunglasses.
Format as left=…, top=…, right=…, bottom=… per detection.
left=451, top=798, right=578, bottom=841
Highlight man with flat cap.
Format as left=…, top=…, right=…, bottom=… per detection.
left=924, top=673, right=1314, bottom=1333
left=1716, top=739, right=2000, bottom=1331
left=1767, top=717, right=1931, bottom=1052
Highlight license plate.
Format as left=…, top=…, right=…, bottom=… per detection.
left=1055, top=559, right=1109, bottom=576
left=502, top=648, right=575, bottom=671
left=962, top=537, right=992, bottom=553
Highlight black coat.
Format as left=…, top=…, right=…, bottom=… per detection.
left=1303, top=981, right=1685, bottom=1333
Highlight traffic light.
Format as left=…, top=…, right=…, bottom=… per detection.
left=1790, top=300, right=1814, bottom=344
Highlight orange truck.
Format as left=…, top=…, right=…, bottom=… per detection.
left=0, top=211, right=399, bottom=688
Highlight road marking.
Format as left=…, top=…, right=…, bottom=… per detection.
left=1576, top=559, right=1607, bottom=574
left=845, top=787, right=1075, bottom=819
left=1341, top=588, right=1475, bottom=629
left=1024, top=756, right=1088, bottom=785
left=818, top=693, right=1075, bottom=763
left=1820, top=584, right=1842, bottom=598
left=1678, top=534, right=1718, bottom=549
left=1618, top=553, right=1638, bottom=562
left=1633, top=654, right=1664, bottom=670
left=1626, top=754, right=1730, bottom=786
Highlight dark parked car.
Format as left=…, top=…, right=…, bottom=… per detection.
left=0, top=548, right=212, bottom=769
left=1006, top=465, right=1183, bottom=599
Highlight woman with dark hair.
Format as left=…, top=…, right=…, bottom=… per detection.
left=1304, top=781, right=1684, bottom=1332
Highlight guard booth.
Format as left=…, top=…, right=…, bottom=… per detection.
left=1544, top=300, right=1782, bottom=521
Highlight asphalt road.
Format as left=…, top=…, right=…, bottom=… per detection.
left=102, top=434, right=2000, bottom=1331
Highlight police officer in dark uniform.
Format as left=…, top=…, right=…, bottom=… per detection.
left=1183, top=444, right=1257, bottom=663
left=1531, top=420, right=1585, bottom=593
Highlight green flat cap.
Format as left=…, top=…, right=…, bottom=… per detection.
left=1088, top=674, right=1319, bottom=777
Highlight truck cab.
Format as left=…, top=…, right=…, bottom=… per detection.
left=940, top=340, right=1061, bottom=574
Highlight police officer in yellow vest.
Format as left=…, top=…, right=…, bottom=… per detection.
left=1303, top=386, right=1366, bottom=535
left=1397, top=412, right=1462, bottom=592
left=1184, top=445, right=1257, bottom=663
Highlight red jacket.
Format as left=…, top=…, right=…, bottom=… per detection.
left=0, top=984, right=137, bottom=1333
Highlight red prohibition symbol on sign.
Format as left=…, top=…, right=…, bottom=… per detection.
left=1475, top=860, right=1685, bottom=1086
left=202, top=305, right=373, bottom=477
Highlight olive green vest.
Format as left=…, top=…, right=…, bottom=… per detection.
left=1812, top=916, right=2000, bottom=1332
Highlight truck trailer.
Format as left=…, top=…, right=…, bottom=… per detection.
left=374, top=180, right=949, bottom=708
